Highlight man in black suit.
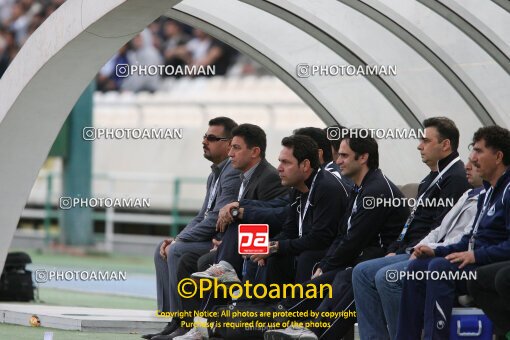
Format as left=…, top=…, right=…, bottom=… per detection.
left=191, top=123, right=288, bottom=282
left=154, top=124, right=287, bottom=339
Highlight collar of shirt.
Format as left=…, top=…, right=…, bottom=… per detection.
left=240, top=161, right=261, bottom=183
left=468, top=186, right=485, bottom=198
left=437, top=150, right=460, bottom=172
left=211, top=157, right=230, bottom=179
left=301, top=168, right=319, bottom=194
left=482, top=166, right=510, bottom=193
left=421, top=152, right=458, bottom=187
left=324, top=161, right=340, bottom=174
left=354, top=168, right=380, bottom=193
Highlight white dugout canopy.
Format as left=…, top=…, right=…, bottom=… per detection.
left=0, top=0, right=508, bottom=272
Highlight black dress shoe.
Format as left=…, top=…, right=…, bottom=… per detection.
left=151, top=327, right=190, bottom=340
left=141, top=319, right=180, bottom=339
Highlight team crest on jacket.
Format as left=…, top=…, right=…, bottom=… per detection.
left=487, top=204, right=496, bottom=216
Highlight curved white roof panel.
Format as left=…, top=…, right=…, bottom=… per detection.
left=0, top=0, right=509, bottom=273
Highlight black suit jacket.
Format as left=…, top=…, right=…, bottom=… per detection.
left=216, top=159, right=288, bottom=240
left=240, top=158, right=288, bottom=201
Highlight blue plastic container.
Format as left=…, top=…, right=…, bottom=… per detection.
left=450, top=308, right=493, bottom=340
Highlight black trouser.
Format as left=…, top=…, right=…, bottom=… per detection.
left=279, top=268, right=356, bottom=340
left=312, top=268, right=357, bottom=340
left=216, top=221, right=284, bottom=279
left=176, top=251, right=215, bottom=318
left=468, top=260, right=510, bottom=334
left=216, top=222, right=244, bottom=277
left=200, top=255, right=295, bottom=311
left=243, top=249, right=328, bottom=287
left=272, top=268, right=356, bottom=340
left=280, top=268, right=339, bottom=312
left=197, top=251, right=215, bottom=272
left=200, top=249, right=327, bottom=311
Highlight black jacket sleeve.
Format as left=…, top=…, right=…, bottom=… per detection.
left=278, top=186, right=344, bottom=255
left=241, top=194, right=291, bottom=227
left=272, top=199, right=299, bottom=242
left=241, top=195, right=290, bottom=209
left=242, top=205, right=290, bottom=229
left=387, top=171, right=470, bottom=254
left=319, top=190, right=391, bottom=272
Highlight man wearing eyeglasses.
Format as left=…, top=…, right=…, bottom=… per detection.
left=143, top=117, right=242, bottom=340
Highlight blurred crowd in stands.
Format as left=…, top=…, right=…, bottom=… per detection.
left=1, top=0, right=63, bottom=77
left=0, top=0, right=261, bottom=92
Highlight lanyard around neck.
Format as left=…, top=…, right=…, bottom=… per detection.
left=347, top=187, right=362, bottom=231
left=468, top=187, right=494, bottom=251
left=413, top=156, right=461, bottom=215
left=238, top=177, right=248, bottom=201
left=206, top=158, right=231, bottom=213
left=397, top=156, right=461, bottom=241
left=298, top=168, right=321, bottom=238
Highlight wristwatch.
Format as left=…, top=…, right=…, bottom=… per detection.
left=269, top=241, right=279, bottom=254
left=230, top=207, right=240, bottom=219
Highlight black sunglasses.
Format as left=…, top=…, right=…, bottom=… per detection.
left=203, top=134, right=229, bottom=142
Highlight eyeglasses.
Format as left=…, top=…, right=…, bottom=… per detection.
left=203, top=134, right=229, bottom=142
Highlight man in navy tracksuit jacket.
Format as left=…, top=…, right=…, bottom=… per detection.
left=255, top=165, right=349, bottom=284
left=396, top=126, right=510, bottom=340
left=264, top=134, right=409, bottom=340
left=352, top=118, right=469, bottom=340
left=318, top=166, right=409, bottom=273
left=248, top=135, right=350, bottom=285
left=386, top=148, right=470, bottom=255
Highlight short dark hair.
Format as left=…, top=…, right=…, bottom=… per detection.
left=343, top=130, right=379, bottom=169
left=281, top=135, right=320, bottom=169
left=423, top=117, right=459, bottom=151
left=294, top=127, right=332, bottom=163
left=208, top=117, right=238, bottom=138
left=324, top=125, right=346, bottom=153
left=472, top=126, right=510, bottom=166
left=232, top=123, right=267, bottom=158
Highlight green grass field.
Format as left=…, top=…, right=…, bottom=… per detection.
left=1, top=249, right=158, bottom=339
left=23, top=249, right=155, bottom=275
left=0, top=323, right=149, bottom=339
